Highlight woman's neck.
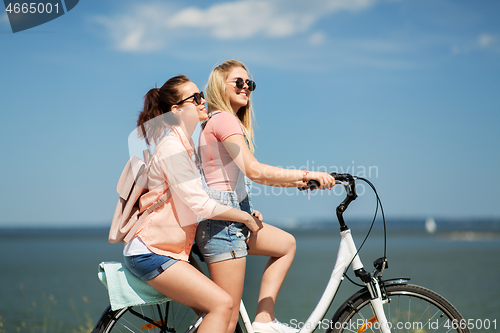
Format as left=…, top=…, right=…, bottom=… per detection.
left=177, top=122, right=196, bottom=142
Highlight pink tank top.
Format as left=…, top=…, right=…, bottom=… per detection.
left=199, top=111, right=245, bottom=191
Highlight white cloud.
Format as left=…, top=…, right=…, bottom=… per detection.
left=0, top=13, right=8, bottom=25
left=477, top=33, right=498, bottom=49
left=90, top=2, right=175, bottom=51
left=451, top=33, right=500, bottom=55
left=92, top=0, right=378, bottom=52
left=450, top=44, right=461, bottom=55
left=309, top=31, right=327, bottom=46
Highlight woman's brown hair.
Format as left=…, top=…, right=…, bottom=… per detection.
left=137, top=75, right=190, bottom=145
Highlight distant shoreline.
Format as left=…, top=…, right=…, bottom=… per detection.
left=1, top=217, right=500, bottom=235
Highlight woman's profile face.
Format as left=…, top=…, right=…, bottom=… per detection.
left=177, top=81, right=208, bottom=123
left=225, top=67, right=251, bottom=112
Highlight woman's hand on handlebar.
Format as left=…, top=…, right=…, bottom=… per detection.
left=304, top=171, right=336, bottom=189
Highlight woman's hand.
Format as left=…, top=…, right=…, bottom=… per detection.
left=304, top=171, right=336, bottom=189
left=252, top=210, right=263, bottom=222
left=244, top=212, right=263, bottom=234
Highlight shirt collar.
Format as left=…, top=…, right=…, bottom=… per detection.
left=170, top=126, right=195, bottom=159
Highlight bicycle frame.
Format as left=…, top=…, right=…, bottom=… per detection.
left=94, top=173, right=468, bottom=333
left=237, top=175, right=392, bottom=333
left=237, top=229, right=390, bottom=333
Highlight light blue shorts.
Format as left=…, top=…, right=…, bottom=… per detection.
left=195, top=186, right=252, bottom=264
left=124, top=252, right=178, bottom=281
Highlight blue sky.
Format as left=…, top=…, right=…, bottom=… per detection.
left=1, top=0, right=499, bottom=228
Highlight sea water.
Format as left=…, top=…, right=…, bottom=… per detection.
left=0, top=223, right=499, bottom=332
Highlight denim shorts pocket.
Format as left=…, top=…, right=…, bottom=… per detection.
left=195, top=220, right=211, bottom=248
left=232, top=222, right=250, bottom=241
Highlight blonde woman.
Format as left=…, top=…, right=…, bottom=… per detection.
left=196, top=60, right=336, bottom=333
left=125, top=75, right=263, bottom=333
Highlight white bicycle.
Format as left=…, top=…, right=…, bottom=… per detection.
left=92, top=173, right=470, bottom=333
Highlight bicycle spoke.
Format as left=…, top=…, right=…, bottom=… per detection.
left=329, top=284, right=469, bottom=333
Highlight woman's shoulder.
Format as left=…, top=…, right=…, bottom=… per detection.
left=155, top=130, right=185, bottom=156
left=156, top=129, right=180, bottom=145
left=209, top=110, right=237, bottom=121
left=207, top=111, right=241, bottom=129
left=204, top=111, right=243, bottom=141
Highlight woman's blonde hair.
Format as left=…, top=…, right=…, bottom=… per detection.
left=206, top=60, right=256, bottom=152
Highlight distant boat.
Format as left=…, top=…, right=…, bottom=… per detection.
left=425, top=217, right=437, bottom=234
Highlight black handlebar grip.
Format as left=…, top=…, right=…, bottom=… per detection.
left=330, top=172, right=353, bottom=182
left=298, top=173, right=354, bottom=191
left=308, top=179, right=320, bottom=189
left=298, top=179, right=320, bottom=191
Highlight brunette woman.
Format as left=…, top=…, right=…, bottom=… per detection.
left=124, top=75, right=263, bottom=333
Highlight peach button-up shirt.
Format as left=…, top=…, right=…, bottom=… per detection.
left=134, top=126, right=228, bottom=262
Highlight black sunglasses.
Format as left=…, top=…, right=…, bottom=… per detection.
left=229, top=78, right=256, bottom=91
left=176, top=91, right=205, bottom=105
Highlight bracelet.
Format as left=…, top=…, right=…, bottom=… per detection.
left=302, top=170, right=309, bottom=183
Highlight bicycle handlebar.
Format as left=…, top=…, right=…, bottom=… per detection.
left=298, top=172, right=356, bottom=191
left=298, top=172, right=358, bottom=230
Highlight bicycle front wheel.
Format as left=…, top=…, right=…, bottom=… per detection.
left=328, top=283, right=470, bottom=333
left=92, top=301, right=200, bottom=333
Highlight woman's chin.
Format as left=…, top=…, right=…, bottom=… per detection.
left=198, top=113, right=209, bottom=121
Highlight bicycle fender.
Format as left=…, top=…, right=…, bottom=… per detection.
left=329, top=278, right=410, bottom=324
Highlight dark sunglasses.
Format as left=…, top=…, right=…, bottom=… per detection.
left=176, top=91, right=205, bottom=105
left=229, top=78, right=256, bottom=91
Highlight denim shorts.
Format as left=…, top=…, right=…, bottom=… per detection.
left=124, top=252, right=178, bottom=281
left=195, top=186, right=252, bottom=264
